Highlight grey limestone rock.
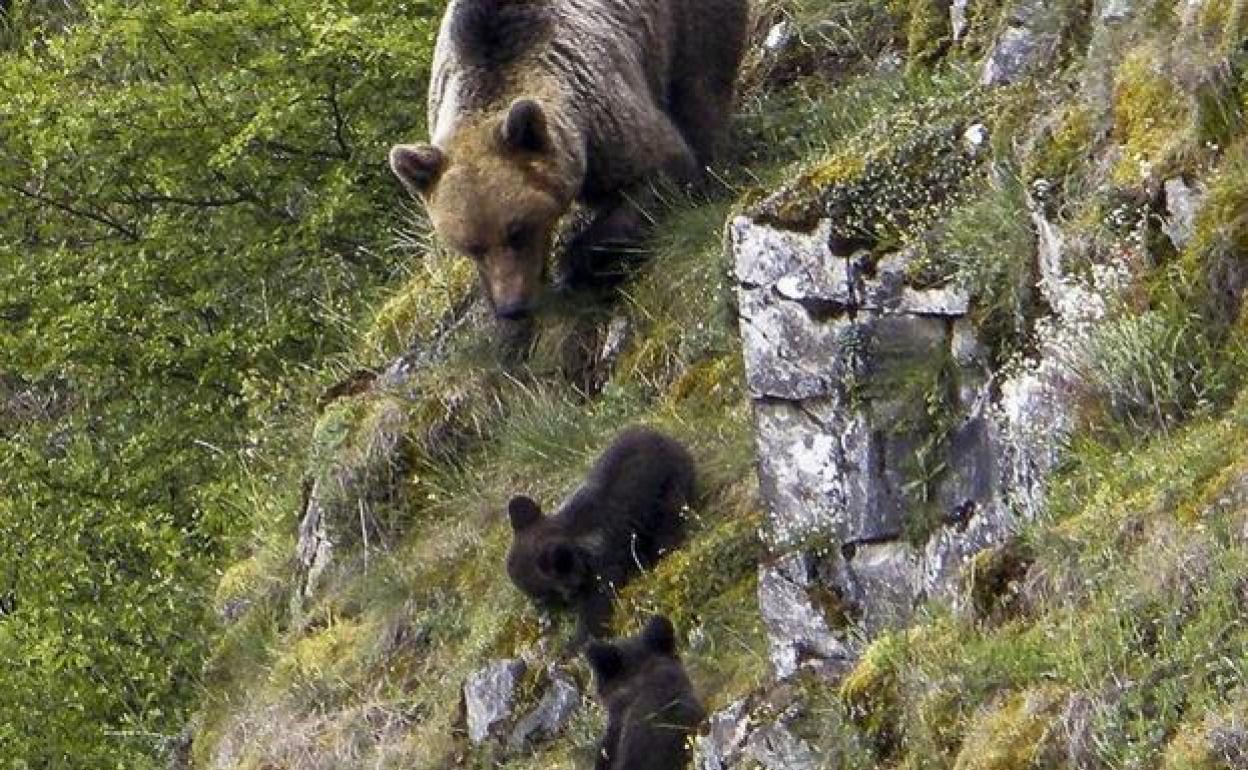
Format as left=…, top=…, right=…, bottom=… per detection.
left=758, top=552, right=854, bottom=680
left=696, top=701, right=819, bottom=770
left=696, top=700, right=753, bottom=770
left=464, top=659, right=526, bottom=744
left=1163, top=177, right=1203, bottom=251
left=508, top=670, right=580, bottom=751
left=732, top=201, right=1119, bottom=652
left=981, top=0, right=1064, bottom=87
left=744, top=723, right=819, bottom=770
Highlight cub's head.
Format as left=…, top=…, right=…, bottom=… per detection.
left=505, top=495, right=592, bottom=608
left=389, top=99, right=574, bottom=320
left=583, top=615, right=681, bottom=699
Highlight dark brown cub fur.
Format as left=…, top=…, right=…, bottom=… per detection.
left=505, top=427, right=695, bottom=642
left=584, top=615, right=705, bottom=770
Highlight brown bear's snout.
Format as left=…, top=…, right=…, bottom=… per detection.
left=480, top=251, right=542, bottom=320
left=494, top=299, right=534, bottom=321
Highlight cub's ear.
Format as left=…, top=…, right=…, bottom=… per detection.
left=642, top=615, right=677, bottom=655
left=501, top=99, right=549, bottom=153
left=508, top=495, right=543, bottom=531
left=584, top=641, right=624, bottom=681
left=389, top=144, right=444, bottom=194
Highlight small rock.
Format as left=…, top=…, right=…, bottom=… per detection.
left=464, top=659, right=526, bottom=744
left=963, top=123, right=989, bottom=155
left=952, top=0, right=972, bottom=41
left=508, top=670, right=580, bottom=751
left=1163, top=177, right=1202, bottom=251
left=951, top=318, right=988, bottom=368
left=1209, top=715, right=1248, bottom=764
left=763, top=21, right=795, bottom=55
left=980, top=2, right=1061, bottom=89
left=165, top=728, right=194, bottom=770
left=1100, top=0, right=1135, bottom=22
left=744, top=722, right=818, bottom=770
left=696, top=700, right=753, bottom=770
left=874, top=50, right=904, bottom=73
left=295, top=486, right=335, bottom=601
left=897, top=286, right=971, bottom=316
left=219, top=598, right=252, bottom=625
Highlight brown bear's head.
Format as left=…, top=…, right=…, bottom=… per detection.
left=389, top=99, right=576, bottom=320
left=504, top=494, right=592, bottom=608
left=583, top=615, right=680, bottom=699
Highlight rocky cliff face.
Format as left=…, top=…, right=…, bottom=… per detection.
left=698, top=0, right=1248, bottom=765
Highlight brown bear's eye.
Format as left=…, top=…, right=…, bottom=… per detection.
left=461, top=242, right=487, bottom=260
left=506, top=222, right=535, bottom=250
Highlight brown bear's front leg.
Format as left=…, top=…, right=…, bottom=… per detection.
left=556, top=197, right=649, bottom=290
left=558, top=116, right=699, bottom=290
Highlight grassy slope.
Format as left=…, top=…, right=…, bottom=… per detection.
left=195, top=1, right=1248, bottom=769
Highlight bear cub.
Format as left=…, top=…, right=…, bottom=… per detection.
left=506, top=427, right=695, bottom=641
left=584, top=615, right=705, bottom=770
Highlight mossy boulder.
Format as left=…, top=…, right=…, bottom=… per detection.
left=1111, top=44, right=1192, bottom=185
left=951, top=686, right=1067, bottom=770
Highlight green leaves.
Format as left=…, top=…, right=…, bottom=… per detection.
left=0, top=0, right=445, bottom=765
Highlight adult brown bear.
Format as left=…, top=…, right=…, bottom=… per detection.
left=389, top=0, right=748, bottom=320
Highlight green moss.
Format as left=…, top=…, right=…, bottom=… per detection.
left=1185, top=138, right=1248, bottom=301
left=1025, top=103, right=1097, bottom=186
left=1162, top=700, right=1248, bottom=769
left=1193, top=56, right=1246, bottom=148
left=951, top=687, right=1066, bottom=770
left=1112, top=45, right=1192, bottom=185
left=269, top=617, right=370, bottom=705
left=964, top=539, right=1036, bottom=624
left=618, top=505, right=764, bottom=632
left=841, top=632, right=907, bottom=754
left=1198, top=0, right=1248, bottom=54
left=214, top=556, right=264, bottom=614
left=751, top=67, right=987, bottom=239
left=1158, top=138, right=1248, bottom=389
left=903, top=0, right=954, bottom=71
left=362, top=254, right=476, bottom=362
left=666, top=355, right=744, bottom=407
left=1163, top=724, right=1220, bottom=770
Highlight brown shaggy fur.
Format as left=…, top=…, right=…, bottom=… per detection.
left=389, top=0, right=748, bottom=319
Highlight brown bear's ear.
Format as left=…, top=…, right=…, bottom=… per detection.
left=389, top=143, right=444, bottom=194
left=641, top=615, right=676, bottom=655
left=508, top=495, right=542, bottom=531
left=584, top=641, right=624, bottom=681
left=500, top=99, right=549, bottom=153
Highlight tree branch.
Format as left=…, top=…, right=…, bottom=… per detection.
left=325, top=81, right=352, bottom=160
left=3, top=183, right=139, bottom=241
left=111, top=192, right=253, bottom=209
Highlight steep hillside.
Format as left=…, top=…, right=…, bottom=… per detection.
left=197, top=0, right=1248, bottom=766
left=199, top=1, right=1248, bottom=768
